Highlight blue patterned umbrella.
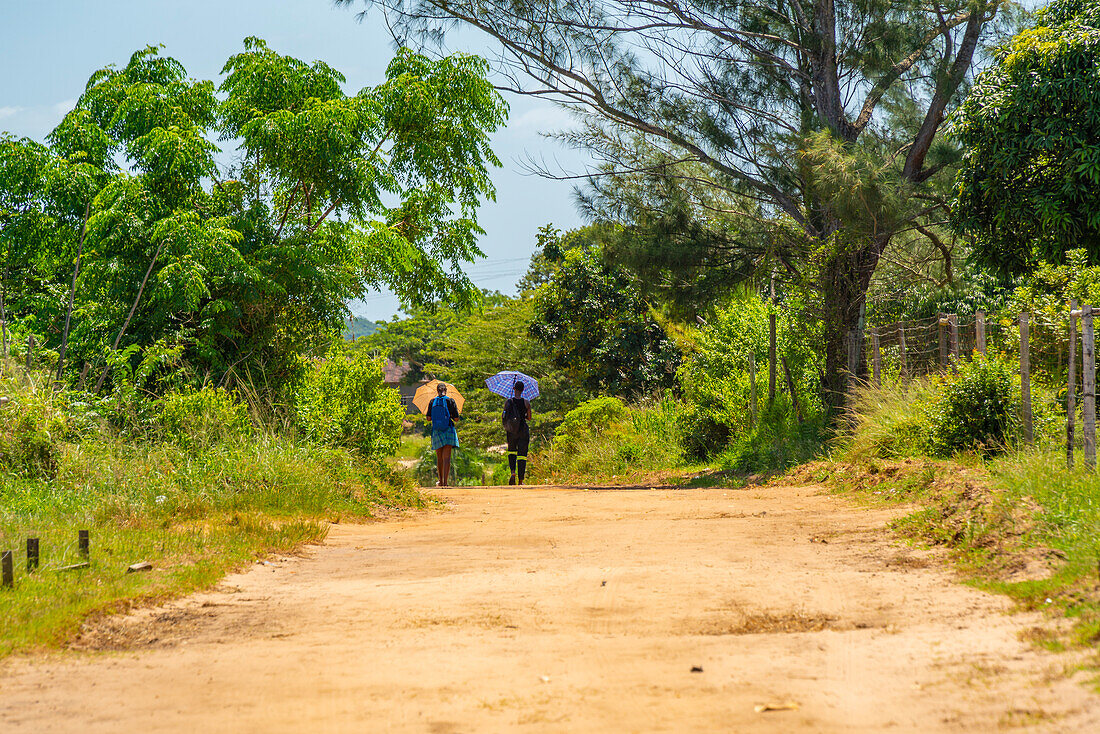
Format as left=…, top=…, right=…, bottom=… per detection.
left=485, top=371, right=539, bottom=400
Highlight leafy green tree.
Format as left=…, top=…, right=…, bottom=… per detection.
left=342, top=0, right=1009, bottom=412
left=530, top=244, right=680, bottom=396
left=952, top=0, right=1100, bottom=275
left=0, top=135, right=99, bottom=352
left=0, top=41, right=507, bottom=400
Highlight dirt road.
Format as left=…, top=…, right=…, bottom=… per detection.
left=2, top=484, right=1099, bottom=733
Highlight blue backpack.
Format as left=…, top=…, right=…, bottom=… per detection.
left=430, top=396, right=452, bottom=430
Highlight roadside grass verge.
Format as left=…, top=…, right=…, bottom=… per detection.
left=0, top=429, right=423, bottom=658
left=785, top=377, right=1100, bottom=658
left=803, top=441, right=1100, bottom=654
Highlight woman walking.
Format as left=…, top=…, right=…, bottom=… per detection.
left=428, top=382, right=460, bottom=486
left=502, top=381, right=532, bottom=485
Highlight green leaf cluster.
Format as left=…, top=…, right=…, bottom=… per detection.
left=952, top=0, right=1100, bottom=274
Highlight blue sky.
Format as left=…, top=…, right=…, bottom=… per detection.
left=0, top=0, right=586, bottom=321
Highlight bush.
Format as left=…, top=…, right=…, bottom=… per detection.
left=295, top=347, right=403, bottom=461
left=927, top=356, right=1020, bottom=456
left=553, top=397, right=628, bottom=453
left=158, top=386, right=253, bottom=447
left=539, top=397, right=684, bottom=483
left=0, top=407, right=61, bottom=479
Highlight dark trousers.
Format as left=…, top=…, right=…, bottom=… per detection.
left=507, top=426, right=530, bottom=482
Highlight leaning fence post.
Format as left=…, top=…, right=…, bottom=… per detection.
left=1020, top=312, right=1033, bottom=445
left=871, top=328, right=881, bottom=388
left=1083, top=305, right=1096, bottom=469
left=26, top=538, right=38, bottom=573
left=1069, top=301, right=1080, bottom=469
left=748, top=353, right=758, bottom=427
left=976, top=311, right=986, bottom=356
left=1, top=550, right=12, bottom=589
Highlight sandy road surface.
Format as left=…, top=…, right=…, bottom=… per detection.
left=2, top=484, right=1099, bottom=733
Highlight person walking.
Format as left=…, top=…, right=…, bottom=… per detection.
left=428, top=382, right=460, bottom=486
left=502, top=381, right=532, bottom=485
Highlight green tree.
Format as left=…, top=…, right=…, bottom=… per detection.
left=952, top=0, right=1100, bottom=275
left=530, top=243, right=680, bottom=396
left=342, top=0, right=1008, bottom=413
left=1, top=41, right=507, bottom=399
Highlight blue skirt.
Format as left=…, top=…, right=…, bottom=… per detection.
left=431, top=426, right=459, bottom=450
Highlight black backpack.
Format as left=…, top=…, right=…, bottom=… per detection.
left=502, top=397, right=526, bottom=434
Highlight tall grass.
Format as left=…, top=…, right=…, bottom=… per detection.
left=0, top=362, right=422, bottom=656
left=537, top=396, right=686, bottom=484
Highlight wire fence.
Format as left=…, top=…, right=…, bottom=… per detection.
left=861, top=305, right=1100, bottom=469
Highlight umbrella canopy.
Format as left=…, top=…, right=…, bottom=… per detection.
left=413, top=380, right=465, bottom=415
left=485, top=371, right=540, bottom=400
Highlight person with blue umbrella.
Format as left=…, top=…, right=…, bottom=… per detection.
left=486, top=371, right=539, bottom=485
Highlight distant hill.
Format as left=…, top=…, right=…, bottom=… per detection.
left=344, top=316, right=379, bottom=340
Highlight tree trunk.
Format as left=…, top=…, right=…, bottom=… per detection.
left=819, top=236, right=888, bottom=417
left=93, top=241, right=165, bottom=394
left=57, top=202, right=91, bottom=383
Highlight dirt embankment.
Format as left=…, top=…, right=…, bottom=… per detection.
left=2, top=484, right=1098, bottom=733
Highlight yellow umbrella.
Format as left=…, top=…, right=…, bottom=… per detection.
left=413, top=380, right=465, bottom=415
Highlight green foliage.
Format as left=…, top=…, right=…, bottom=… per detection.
left=952, top=0, right=1100, bottom=275
left=540, top=397, right=685, bottom=483
left=158, top=386, right=253, bottom=447
left=926, top=356, right=1022, bottom=457
left=0, top=41, right=507, bottom=403
left=718, top=401, right=825, bottom=474
left=530, top=241, right=680, bottom=396
left=553, top=397, right=629, bottom=454
left=295, top=347, right=403, bottom=461
left=0, top=389, right=70, bottom=479
left=676, top=290, right=824, bottom=462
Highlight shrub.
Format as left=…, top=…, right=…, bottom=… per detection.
left=927, top=356, right=1020, bottom=456
left=158, top=386, right=253, bottom=447
left=540, top=397, right=684, bottom=483
left=553, top=397, right=628, bottom=452
left=295, top=347, right=403, bottom=461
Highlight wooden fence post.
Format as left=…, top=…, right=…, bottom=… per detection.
left=26, top=538, right=38, bottom=573
left=748, top=353, right=758, bottom=427
left=1083, top=305, right=1096, bottom=469
left=768, top=312, right=777, bottom=406
left=24, top=334, right=34, bottom=373
left=1020, top=312, right=1033, bottom=445
left=78, top=529, right=89, bottom=559
left=1069, top=301, right=1079, bottom=469
left=976, top=311, right=986, bottom=356
left=938, top=313, right=948, bottom=368
left=899, top=325, right=908, bottom=382
left=1, top=550, right=12, bottom=589
left=847, top=328, right=861, bottom=390
left=871, top=327, right=881, bottom=388
left=949, top=314, right=959, bottom=366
